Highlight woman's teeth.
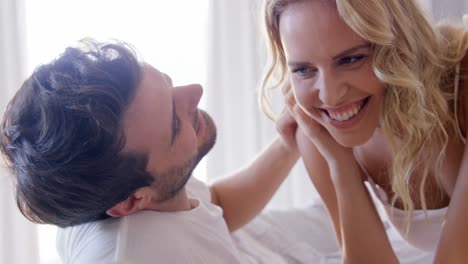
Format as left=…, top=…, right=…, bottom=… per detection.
left=327, top=99, right=365, bottom=122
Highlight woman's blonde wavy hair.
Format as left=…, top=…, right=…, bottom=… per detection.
left=260, top=0, right=468, bottom=230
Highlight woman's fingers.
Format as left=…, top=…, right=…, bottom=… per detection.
left=282, top=85, right=325, bottom=144
left=281, top=82, right=292, bottom=95
left=293, top=105, right=355, bottom=164
left=293, top=105, right=338, bottom=155
left=282, top=83, right=340, bottom=155
left=284, top=86, right=296, bottom=113
left=293, top=104, right=325, bottom=142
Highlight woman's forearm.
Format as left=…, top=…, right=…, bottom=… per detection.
left=330, top=162, right=399, bottom=264
left=210, top=137, right=299, bottom=232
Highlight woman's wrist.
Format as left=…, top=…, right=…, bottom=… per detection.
left=276, top=136, right=300, bottom=158
left=326, top=150, right=356, bottom=168
left=328, top=159, right=363, bottom=187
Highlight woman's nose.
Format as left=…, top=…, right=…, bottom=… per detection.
left=315, top=72, right=346, bottom=107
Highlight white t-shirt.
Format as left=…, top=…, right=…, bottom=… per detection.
left=57, top=177, right=282, bottom=264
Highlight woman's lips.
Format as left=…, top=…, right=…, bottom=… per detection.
left=320, top=96, right=371, bottom=130
left=322, top=97, right=369, bottom=121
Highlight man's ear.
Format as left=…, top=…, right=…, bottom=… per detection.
left=106, top=187, right=153, bottom=218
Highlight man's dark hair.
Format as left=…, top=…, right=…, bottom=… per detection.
left=0, top=40, right=154, bottom=227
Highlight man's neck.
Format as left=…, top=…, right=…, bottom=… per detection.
left=146, top=187, right=195, bottom=212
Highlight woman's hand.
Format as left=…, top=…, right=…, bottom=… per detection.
left=283, top=85, right=355, bottom=170
left=276, top=106, right=299, bottom=153
left=275, top=83, right=299, bottom=154
left=293, top=105, right=355, bottom=166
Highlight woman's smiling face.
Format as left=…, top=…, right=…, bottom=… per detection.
left=279, top=1, right=385, bottom=147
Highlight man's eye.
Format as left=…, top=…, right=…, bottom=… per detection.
left=338, top=55, right=366, bottom=66
left=174, top=115, right=182, bottom=136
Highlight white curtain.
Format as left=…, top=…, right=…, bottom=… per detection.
left=419, top=0, right=468, bottom=22
left=430, top=0, right=468, bottom=21
left=205, top=0, right=318, bottom=209
left=0, top=0, right=39, bottom=263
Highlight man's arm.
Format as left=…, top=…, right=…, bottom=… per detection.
left=210, top=137, right=299, bottom=232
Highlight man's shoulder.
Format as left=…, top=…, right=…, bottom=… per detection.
left=57, top=218, right=121, bottom=263
left=57, top=217, right=121, bottom=241
left=186, top=176, right=212, bottom=202
left=56, top=212, right=186, bottom=263
left=57, top=177, right=213, bottom=244
left=56, top=178, right=219, bottom=263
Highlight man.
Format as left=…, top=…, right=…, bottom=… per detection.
left=0, top=41, right=340, bottom=263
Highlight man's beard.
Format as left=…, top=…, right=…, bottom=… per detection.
left=194, top=111, right=217, bottom=162
left=155, top=111, right=216, bottom=202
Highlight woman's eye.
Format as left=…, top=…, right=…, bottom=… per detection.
left=338, top=55, right=366, bottom=66
left=291, top=66, right=316, bottom=77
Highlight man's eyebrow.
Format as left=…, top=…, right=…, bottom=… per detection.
left=332, top=43, right=371, bottom=60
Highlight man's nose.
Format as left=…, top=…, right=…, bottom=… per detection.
left=174, top=84, right=203, bottom=111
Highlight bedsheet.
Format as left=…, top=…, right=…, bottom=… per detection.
left=233, top=202, right=433, bottom=263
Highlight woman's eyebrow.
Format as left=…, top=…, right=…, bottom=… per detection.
left=332, top=43, right=371, bottom=60
left=287, top=43, right=371, bottom=67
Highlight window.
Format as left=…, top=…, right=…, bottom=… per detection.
left=24, top=1, right=209, bottom=263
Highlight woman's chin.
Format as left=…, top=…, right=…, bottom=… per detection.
left=333, top=132, right=373, bottom=148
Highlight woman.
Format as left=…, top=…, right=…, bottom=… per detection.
left=260, top=0, right=468, bottom=263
